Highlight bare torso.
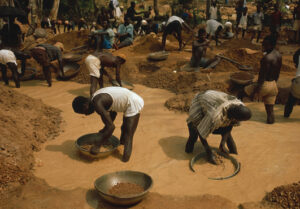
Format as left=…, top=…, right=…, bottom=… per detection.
left=259, top=49, right=282, bottom=82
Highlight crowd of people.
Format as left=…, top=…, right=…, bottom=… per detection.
left=0, top=0, right=300, bottom=164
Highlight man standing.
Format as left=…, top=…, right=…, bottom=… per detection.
left=85, top=52, right=126, bottom=96
left=250, top=5, right=264, bottom=43
left=126, top=1, right=144, bottom=31
left=30, top=42, right=64, bottom=87
left=244, top=35, right=282, bottom=124
left=185, top=90, right=251, bottom=164
left=209, top=1, right=218, bottom=20
left=270, top=4, right=281, bottom=42
left=190, top=28, right=220, bottom=69
left=284, top=48, right=300, bottom=118
left=293, top=2, right=300, bottom=43
left=162, top=15, right=193, bottom=51
left=72, top=87, right=144, bottom=162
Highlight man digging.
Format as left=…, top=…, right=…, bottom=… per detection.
left=72, top=87, right=144, bottom=162
left=185, top=90, right=251, bottom=165
left=85, top=52, right=126, bottom=97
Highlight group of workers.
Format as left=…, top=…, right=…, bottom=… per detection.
left=0, top=1, right=300, bottom=165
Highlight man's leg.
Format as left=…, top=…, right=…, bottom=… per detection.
left=185, top=122, right=199, bottom=153
left=99, top=67, right=104, bottom=88
left=7, top=63, right=20, bottom=88
left=250, top=30, right=256, bottom=42
left=42, top=66, right=52, bottom=87
left=199, top=134, right=218, bottom=164
left=242, top=29, right=245, bottom=39
left=265, top=104, right=275, bottom=124
left=120, top=114, right=140, bottom=162
left=226, top=132, right=237, bottom=154
left=0, top=64, right=9, bottom=85
left=257, top=31, right=261, bottom=43
left=162, top=30, right=168, bottom=51
left=175, top=26, right=182, bottom=50
left=284, top=93, right=298, bottom=118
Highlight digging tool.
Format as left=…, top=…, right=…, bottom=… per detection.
left=216, top=54, right=253, bottom=71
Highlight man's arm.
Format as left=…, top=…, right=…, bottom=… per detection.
left=90, top=76, right=98, bottom=97
left=182, top=22, right=193, bottom=32
left=252, top=57, right=268, bottom=97
left=93, top=97, right=115, bottom=143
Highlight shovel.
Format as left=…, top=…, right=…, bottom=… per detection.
left=216, top=54, right=253, bottom=71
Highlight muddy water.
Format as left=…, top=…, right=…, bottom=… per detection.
left=15, top=80, right=300, bottom=204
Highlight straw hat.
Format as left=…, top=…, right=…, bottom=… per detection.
left=54, top=42, right=64, bottom=51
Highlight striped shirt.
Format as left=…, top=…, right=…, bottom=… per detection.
left=187, top=90, right=244, bottom=138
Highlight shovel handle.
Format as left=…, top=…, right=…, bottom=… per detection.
left=216, top=54, right=242, bottom=66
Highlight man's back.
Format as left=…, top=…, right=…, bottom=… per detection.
left=262, top=49, right=282, bottom=81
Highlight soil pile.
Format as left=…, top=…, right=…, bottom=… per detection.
left=47, top=30, right=90, bottom=51
left=0, top=85, right=62, bottom=199
left=265, top=181, right=300, bottom=209
left=133, top=34, right=164, bottom=54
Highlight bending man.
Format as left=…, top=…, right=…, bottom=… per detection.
left=185, top=90, right=251, bottom=164
left=72, top=87, right=144, bottom=162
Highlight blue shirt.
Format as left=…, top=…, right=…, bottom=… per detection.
left=118, top=23, right=134, bottom=42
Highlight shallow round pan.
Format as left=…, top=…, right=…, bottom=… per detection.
left=75, top=133, right=120, bottom=158
left=62, top=53, right=83, bottom=62
left=238, top=65, right=253, bottom=71
left=94, top=170, right=153, bottom=206
left=18, top=67, right=37, bottom=81
left=57, top=63, right=80, bottom=80
left=147, top=51, right=169, bottom=61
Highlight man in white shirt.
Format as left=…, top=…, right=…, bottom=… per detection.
left=284, top=49, right=300, bottom=117
left=162, top=15, right=193, bottom=50
left=209, top=1, right=218, bottom=20
left=185, top=90, right=251, bottom=164
left=206, top=19, right=223, bottom=46
left=72, top=87, right=144, bottom=162
left=250, top=5, right=264, bottom=43
left=0, top=49, right=20, bottom=88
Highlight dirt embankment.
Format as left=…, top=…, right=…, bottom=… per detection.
left=0, top=85, right=62, bottom=201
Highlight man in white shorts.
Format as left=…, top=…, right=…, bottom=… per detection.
left=0, top=49, right=20, bottom=88
left=206, top=19, right=223, bottom=46
left=72, top=86, right=144, bottom=162
left=85, top=52, right=126, bottom=97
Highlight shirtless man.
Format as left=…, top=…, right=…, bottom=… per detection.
left=85, top=52, right=126, bottom=97
left=190, top=28, right=220, bottom=69
left=244, top=35, right=282, bottom=124
left=72, top=87, right=144, bottom=162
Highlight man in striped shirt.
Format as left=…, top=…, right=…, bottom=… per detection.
left=185, top=90, right=251, bottom=164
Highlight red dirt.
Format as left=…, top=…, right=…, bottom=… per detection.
left=0, top=85, right=62, bottom=200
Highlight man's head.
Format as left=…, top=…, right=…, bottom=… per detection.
left=198, top=28, right=206, bottom=40
left=293, top=48, right=300, bottom=67
left=227, top=104, right=252, bottom=121
left=212, top=1, right=216, bottom=7
left=72, top=96, right=95, bottom=115
left=131, top=1, right=136, bottom=8
left=124, top=15, right=130, bottom=25
left=262, top=35, right=276, bottom=53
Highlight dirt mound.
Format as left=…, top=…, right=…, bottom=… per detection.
left=0, top=85, right=62, bottom=198
left=265, top=181, right=300, bottom=209
left=133, top=34, right=164, bottom=54
left=47, top=30, right=90, bottom=51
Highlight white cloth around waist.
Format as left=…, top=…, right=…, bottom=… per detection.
left=85, top=54, right=101, bottom=78
left=92, top=87, right=144, bottom=117
left=0, top=49, right=17, bottom=66
left=167, top=16, right=184, bottom=26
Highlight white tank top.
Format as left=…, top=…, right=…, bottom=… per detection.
left=92, top=87, right=144, bottom=117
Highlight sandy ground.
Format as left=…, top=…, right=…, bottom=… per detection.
left=11, top=79, right=300, bottom=207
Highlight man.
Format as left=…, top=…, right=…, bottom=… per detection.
left=293, top=1, right=300, bottom=43
left=185, top=90, right=251, bottom=165
left=235, top=0, right=244, bottom=32
left=270, top=4, right=281, bottom=42
left=85, top=52, right=126, bottom=96
left=209, top=1, right=218, bottom=20
left=244, top=35, right=281, bottom=124
left=114, top=16, right=134, bottom=50
left=0, top=17, right=22, bottom=49
left=30, top=42, right=64, bottom=87
left=236, top=7, right=248, bottom=39
left=206, top=19, right=223, bottom=46
left=126, top=1, right=144, bottom=31
left=250, top=5, right=264, bottom=43
left=162, top=15, right=193, bottom=51
left=0, top=49, right=20, bottom=88
left=223, top=21, right=234, bottom=39
left=190, top=28, right=220, bottom=69
left=72, top=87, right=144, bottom=162
left=89, top=21, right=115, bottom=51
left=284, top=48, right=300, bottom=118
